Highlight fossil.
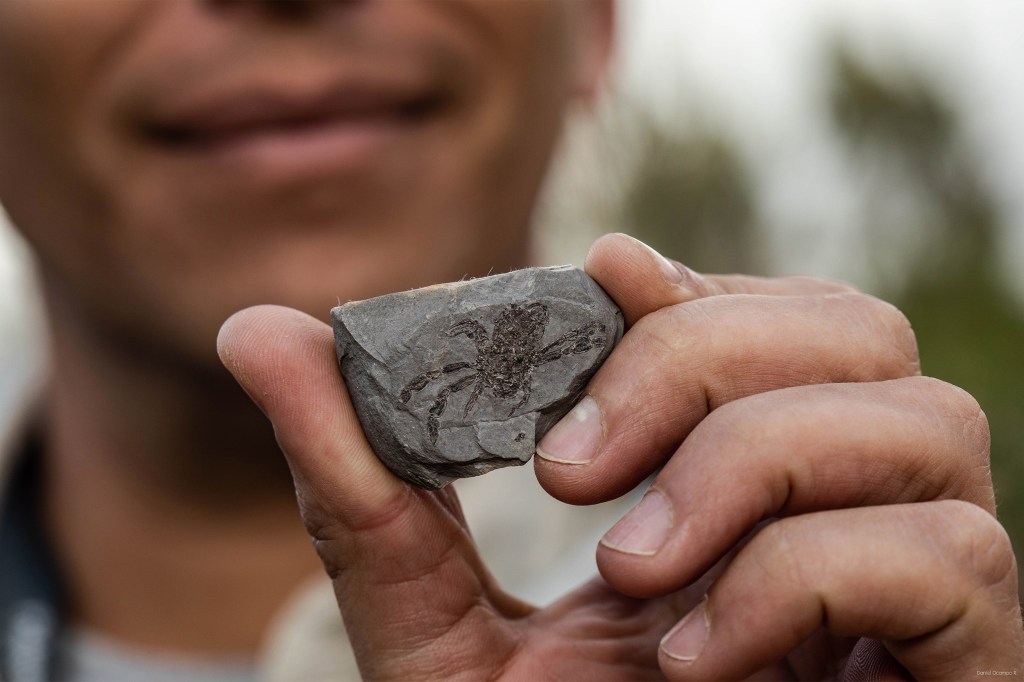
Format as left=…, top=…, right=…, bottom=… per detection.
left=400, top=302, right=607, bottom=444
left=332, top=266, right=623, bottom=489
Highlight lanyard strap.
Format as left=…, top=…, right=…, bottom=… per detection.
left=0, top=448, right=65, bottom=682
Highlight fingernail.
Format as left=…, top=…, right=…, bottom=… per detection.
left=600, top=488, right=673, bottom=555
left=633, top=236, right=685, bottom=285
left=661, top=597, right=709, bottom=662
left=536, top=395, right=603, bottom=465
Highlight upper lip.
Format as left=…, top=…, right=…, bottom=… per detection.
left=138, top=74, right=445, bottom=147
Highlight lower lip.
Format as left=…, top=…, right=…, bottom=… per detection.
left=165, top=116, right=411, bottom=178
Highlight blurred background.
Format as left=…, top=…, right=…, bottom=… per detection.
left=3, top=0, right=1023, bottom=566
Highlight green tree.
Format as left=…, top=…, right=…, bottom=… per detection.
left=613, top=106, right=762, bottom=275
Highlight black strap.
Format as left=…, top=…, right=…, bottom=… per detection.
left=0, top=442, right=66, bottom=682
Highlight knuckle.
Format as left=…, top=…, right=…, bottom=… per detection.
left=880, top=302, right=920, bottom=374
left=311, top=537, right=345, bottom=582
left=951, top=387, right=990, bottom=454
left=743, top=519, right=809, bottom=589
left=294, top=486, right=418, bottom=582
left=904, top=378, right=993, bottom=489
left=928, top=500, right=1015, bottom=587
left=836, top=293, right=921, bottom=376
left=295, top=492, right=337, bottom=541
left=295, top=495, right=348, bottom=580
left=690, top=395, right=775, bottom=462
left=629, top=302, right=704, bottom=357
left=919, top=377, right=991, bottom=454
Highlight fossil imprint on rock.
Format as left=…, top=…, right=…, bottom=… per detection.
left=332, top=266, right=623, bottom=489
left=400, top=301, right=608, bottom=444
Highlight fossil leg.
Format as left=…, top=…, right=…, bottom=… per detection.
left=519, top=302, right=550, bottom=328
left=446, top=319, right=489, bottom=342
left=537, top=322, right=606, bottom=364
left=508, top=381, right=532, bottom=417
left=400, top=362, right=472, bottom=403
left=427, top=373, right=479, bottom=443
left=462, top=379, right=485, bottom=419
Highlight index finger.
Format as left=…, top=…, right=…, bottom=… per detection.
left=585, top=233, right=857, bottom=327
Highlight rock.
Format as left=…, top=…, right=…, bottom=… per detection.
left=332, top=266, right=624, bottom=489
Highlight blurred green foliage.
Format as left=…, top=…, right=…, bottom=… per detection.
left=829, top=50, right=1024, bottom=553
left=617, top=46, right=1024, bottom=560
left=617, top=111, right=763, bottom=275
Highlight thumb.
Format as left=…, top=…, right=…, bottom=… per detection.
left=217, top=305, right=528, bottom=677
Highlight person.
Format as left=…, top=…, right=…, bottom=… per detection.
left=0, top=1, right=1020, bottom=680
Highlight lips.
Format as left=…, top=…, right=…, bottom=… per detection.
left=145, top=82, right=444, bottom=148
left=138, top=76, right=448, bottom=158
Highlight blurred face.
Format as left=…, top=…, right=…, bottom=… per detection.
left=0, top=0, right=610, bottom=366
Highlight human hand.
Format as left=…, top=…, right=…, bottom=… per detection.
left=536, top=233, right=1024, bottom=679
left=217, top=233, right=1023, bottom=680
left=217, top=301, right=679, bottom=680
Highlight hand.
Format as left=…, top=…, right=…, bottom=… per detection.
left=218, top=233, right=1024, bottom=680
left=538, top=234, right=1024, bottom=679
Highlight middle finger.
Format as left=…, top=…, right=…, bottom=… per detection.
left=536, top=292, right=921, bottom=503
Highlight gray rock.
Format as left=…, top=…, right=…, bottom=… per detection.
left=332, top=266, right=624, bottom=489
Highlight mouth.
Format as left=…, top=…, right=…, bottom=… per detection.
left=135, top=78, right=449, bottom=172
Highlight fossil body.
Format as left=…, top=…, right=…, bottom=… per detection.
left=400, top=302, right=607, bottom=443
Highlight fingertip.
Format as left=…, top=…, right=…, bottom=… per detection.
left=583, top=232, right=634, bottom=273
left=217, top=304, right=408, bottom=514
left=584, top=233, right=699, bottom=327
left=216, top=304, right=275, bottom=373
left=584, top=232, right=666, bottom=286
left=659, top=596, right=710, bottom=665
left=533, top=454, right=612, bottom=506
left=216, top=304, right=335, bottom=397
left=595, top=536, right=680, bottom=600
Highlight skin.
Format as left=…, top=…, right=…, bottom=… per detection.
left=1, top=0, right=1021, bottom=677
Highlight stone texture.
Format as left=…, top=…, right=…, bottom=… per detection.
left=332, top=266, right=624, bottom=489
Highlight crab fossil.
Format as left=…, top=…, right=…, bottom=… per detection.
left=400, top=302, right=607, bottom=443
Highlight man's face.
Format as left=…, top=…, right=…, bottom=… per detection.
left=0, top=0, right=609, bottom=365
